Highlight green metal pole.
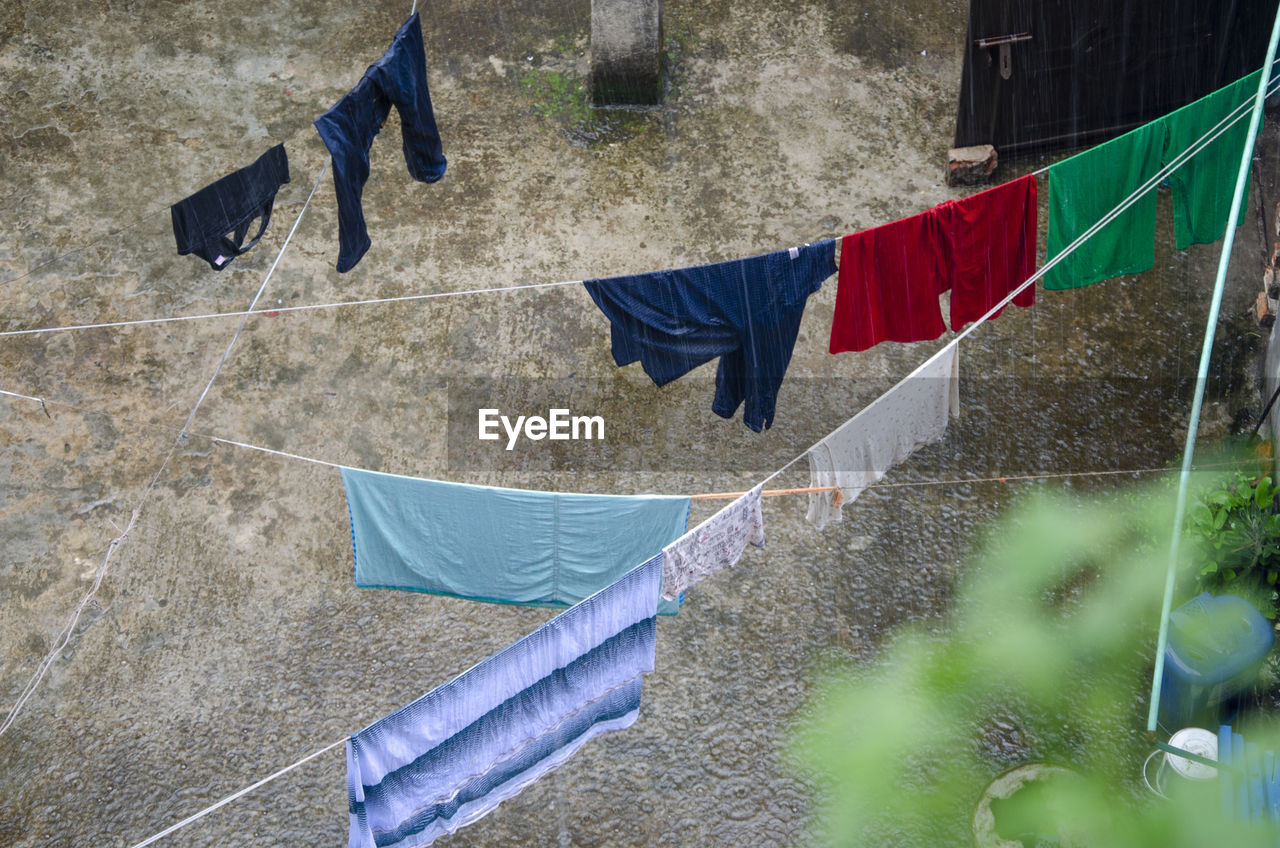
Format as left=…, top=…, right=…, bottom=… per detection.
left=1147, top=25, right=1280, bottom=734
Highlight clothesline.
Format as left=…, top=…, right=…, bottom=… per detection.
left=691, top=462, right=1258, bottom=500
left=126, top=737, right=349, bottom=848
left=1, top=386, right=1244, bottom=501
left=112, top=66, right=1280, bottom=848
left=692, top=485, right=840, bottom=500
left=0, top=164, right=329, bottom=741
left=6, top=69, right=1270, bottom=746
left=2, top=74, right=1269, bottom=343
left=0, top=207, right=170, bottom=289
left=0, top=279, right=587, bottom=338
left=212, top=432, right=1241, bottom=496
left=751, top=71, right=1280, bottom=494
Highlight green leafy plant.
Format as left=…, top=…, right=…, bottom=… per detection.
left=1187, top=472, right=1280, bottom=618
left=791, top=483, right=1280, bottom=847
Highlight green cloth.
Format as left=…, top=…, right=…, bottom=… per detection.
left=1162, top=69, right=1262, bottom=250
left=1045, top=119, right=1167, bottom=291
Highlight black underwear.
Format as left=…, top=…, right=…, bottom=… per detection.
left=171, top=144, right=290, bottom=271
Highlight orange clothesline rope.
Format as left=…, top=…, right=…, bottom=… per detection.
left=691, top=485, right=841, bottom=500
left=686, top=461, right=1261, bottom=501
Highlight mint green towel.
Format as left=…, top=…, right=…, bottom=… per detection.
left=341, top=467, right=689, bottom=614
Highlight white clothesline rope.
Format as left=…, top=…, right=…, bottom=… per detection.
left=112, top=74, right=1277, bottom=848
left=0, top=207, right=170, bottom=289
left=0, top=165, right=328, bottom=742
left=0, top=279, right=587, bottom=337
left=126, top=737, right=348, bottom=848
left=0, top=506, right=140, bottom=738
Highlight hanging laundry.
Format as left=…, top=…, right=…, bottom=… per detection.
left=314, top=12, right=446, bottom=273
left=1162, top=68, right=1263, bottom=250
left=170, top=144, right=290, bottom=271
left=936, top=174, right=1037, bottom=331
left=1044, top=120, right=1166, bottom=290
left=582, top=241, right=836, bottom=432
left=347, top=553, right=662, bottom=848
left=828, top=211, right=947, bottom=353
left=806, top=344, right=959, bottom=529
left=340, top=467, right=688, bottom=613
left=660, top=483, right=764, bottom=601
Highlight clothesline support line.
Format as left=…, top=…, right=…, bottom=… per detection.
left=686, top=461, right=1254, bottom=500
left=126, top=737, right=348, bottom=848
left=178, top=164, right=327, bottom=440
left=753, top=72, right=1280, bottom=494
left=1147, top=16, right=1280, bottom=734
left=204, top=434, right=345, bottom=469
left=0, top=506, right=140, bottom=738
left=692, top=485, right=838, bottom=499
left=0, top=165, right=327, bottom=741
left=0, top=207, right=170, bottom=289
left=208, top=430, right=1251, bottom=496
left=0, top=279, right=588, bottom=338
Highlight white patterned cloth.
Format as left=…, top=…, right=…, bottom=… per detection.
left=661, top=484, right=765, bottom=601
left=806, top=345, right=960, bottom=529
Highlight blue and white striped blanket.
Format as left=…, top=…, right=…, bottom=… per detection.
left=346, top=554, right=662, bottom=848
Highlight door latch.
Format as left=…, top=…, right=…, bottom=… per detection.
left=975, top=32, right=1032, bottom=80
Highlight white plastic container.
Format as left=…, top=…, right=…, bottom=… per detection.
left=1144, top=727, right=1219, bottom=799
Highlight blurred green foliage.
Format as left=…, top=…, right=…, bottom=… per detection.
left=792, top=482, right=1280, bottom=847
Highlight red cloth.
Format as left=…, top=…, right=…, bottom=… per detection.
left=828, top=211, right=947, bottom=353
left=936, top=174, right=1037, bottom=331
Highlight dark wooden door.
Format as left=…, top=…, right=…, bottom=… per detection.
left=954, top=0, right=1276, bottom=156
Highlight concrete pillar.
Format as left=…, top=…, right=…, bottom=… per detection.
left=590, top=0, right=662, bottom=106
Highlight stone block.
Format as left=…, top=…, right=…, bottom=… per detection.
left=590, top=0, right=663, bottom=106
left=946, top=144, right=998, bottom=186
left=1257, top=289, right=1275, bottom=329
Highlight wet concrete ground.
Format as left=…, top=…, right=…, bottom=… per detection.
left=0, top=0, right=1272, bottom=845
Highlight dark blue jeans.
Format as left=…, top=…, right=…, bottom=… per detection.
left=583, top=240, right=837, bottom=432
left=314, top=12, right=446, bottom=273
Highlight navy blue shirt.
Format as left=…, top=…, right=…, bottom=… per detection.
left=583, top=240, right=836, bottom=431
